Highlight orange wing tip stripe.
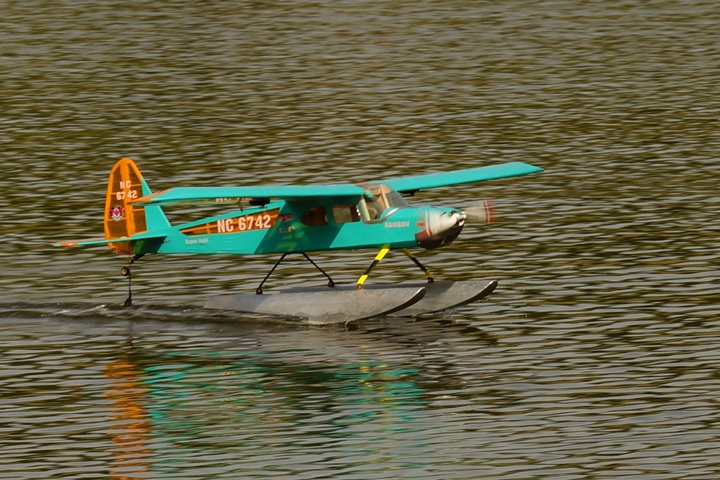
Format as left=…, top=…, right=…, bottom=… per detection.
left=130, top=189, right=242, bottom=207
left=55, top=241, right=78, bottom=248
left=127, top=189, right=167, bottom=205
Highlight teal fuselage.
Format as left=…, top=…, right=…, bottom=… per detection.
left=131, top=199, right=447, bottom=256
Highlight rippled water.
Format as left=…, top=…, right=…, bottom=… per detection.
left=2, top=1, right=720, bottom=478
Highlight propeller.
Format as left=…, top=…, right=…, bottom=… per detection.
left=462, top=199, right=496, bottom=223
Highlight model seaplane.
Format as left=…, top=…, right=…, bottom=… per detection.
left=55, top=158, right=542, bottom=323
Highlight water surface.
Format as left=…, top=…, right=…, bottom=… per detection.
left=1, top=1, right=719, bottom=478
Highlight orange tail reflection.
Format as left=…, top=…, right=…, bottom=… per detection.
left=104, top=360, right=152, bottom=479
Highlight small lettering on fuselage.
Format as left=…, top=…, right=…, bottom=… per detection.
left=185, top=237, right=209, bottom=245
left=384, top=221, right=410, bottom=228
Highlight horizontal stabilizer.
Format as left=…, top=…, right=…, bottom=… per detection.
left=379, top=162, right=543, bottom=193
left=54, top=237, right=120, bottom=248
left=54, top=232, right=167, bottom=249
left=130, top=185, right=365, bottom=207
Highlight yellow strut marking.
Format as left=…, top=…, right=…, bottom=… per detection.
left=356, top=246, right=390, bottom=289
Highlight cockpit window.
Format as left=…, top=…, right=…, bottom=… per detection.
left=301, top=206, right=328, bottom=226
left=384, top=188, right=410, bottom=208
left=360, top=183, right=409, bottom=222
left=371, top=184, right=408, bottom=208
left=332, top=204, right=360, bottom=224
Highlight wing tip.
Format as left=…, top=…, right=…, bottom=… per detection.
left=128, top=189, right=168, bottom=206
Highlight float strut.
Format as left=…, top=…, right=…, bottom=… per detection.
left=120, top=254, right=145, bottom=307
left=256, top=253, right=336, bottom=294
left=301, top=253, right=335, bottom=288
left=256, top=253, right=288, bottom=295
left=402, top=248, right=434, bottom=283
left=357, top=246, right=390, bottom=290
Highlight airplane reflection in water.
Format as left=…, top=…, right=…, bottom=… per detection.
left=102, top=343, right=422, bottom=477
left=101, top=318, right=496, bottom=477
left=104, top=357, right=151, bottom=479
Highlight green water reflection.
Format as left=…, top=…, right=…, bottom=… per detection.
left=105, top=344, right=427, bottom=478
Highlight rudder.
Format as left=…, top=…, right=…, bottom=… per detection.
left=104, top=158, right=169, bottom=254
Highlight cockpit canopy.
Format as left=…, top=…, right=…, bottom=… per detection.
left=360, top=183, right=409, bottom=221
left=296, top=183, right=409, bottom=227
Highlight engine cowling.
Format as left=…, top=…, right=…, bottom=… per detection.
left=415, top=208, right=467, bottom=249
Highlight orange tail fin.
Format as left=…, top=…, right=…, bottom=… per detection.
left=54, top=158, right=169, bottom=252
left=105, top=158, right=150, bottom=254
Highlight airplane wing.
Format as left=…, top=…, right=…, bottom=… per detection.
left=130, top=184, right=366, bottom=207
left=129, top=162, right=542, bottom=207
left=377, top=161, right=543, bottom=194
